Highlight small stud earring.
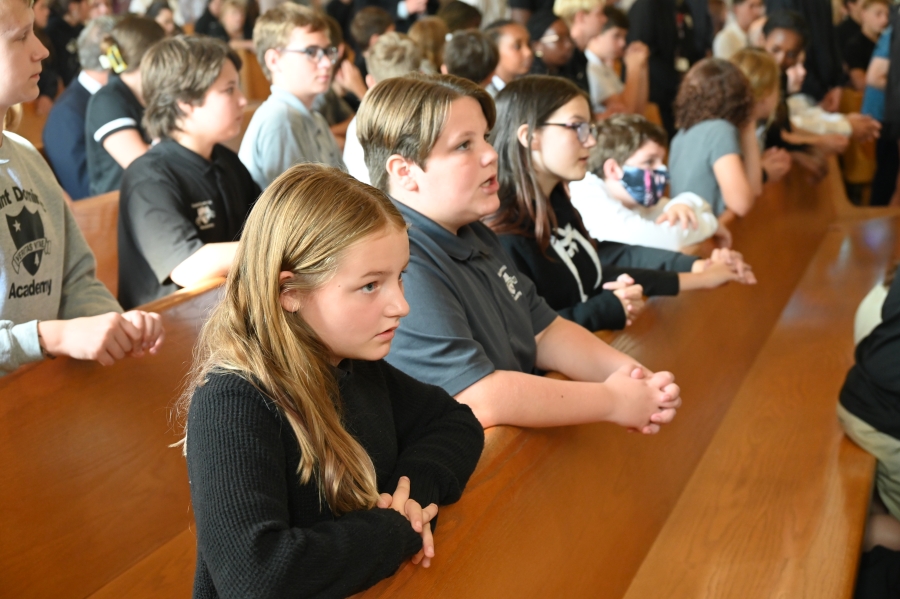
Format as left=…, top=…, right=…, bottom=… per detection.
left=535, top=49, right=544, bottom=58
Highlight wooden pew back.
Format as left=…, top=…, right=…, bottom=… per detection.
left=355, top=153, right=841, bottom=598
left=0, top=280, right=224, bottom=599
left=237, top=49, right=271, bottom=103
left=70, top=191, right=120, bottom=296
left=623, top=217, right=897, bottom=599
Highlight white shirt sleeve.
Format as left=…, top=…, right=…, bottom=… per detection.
left=570, top=174, right=718, bottom=252
left=787, top=94, right=853, bottom=136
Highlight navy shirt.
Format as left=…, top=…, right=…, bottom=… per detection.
left=118, top=139, right=260, bottom=309
left=385, top=200, right=558, bottom=397
left=43, top=76, right=93, bottom=200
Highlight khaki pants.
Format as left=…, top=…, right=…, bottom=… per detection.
left=837, top=403, right=900, bottom=521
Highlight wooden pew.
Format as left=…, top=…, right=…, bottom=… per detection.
left=221, top=100, right=261, bottom=154
left=9, top=101, right=48, bottom=151
left=0, top=279, right=224, bottom=599
left=70, top=191, right=120, bottom=296
left=622, top=216, right=897, bottom=599
left=354, top=159, right=841, bottom=598
left=0, top=161, right=854, bottom=598
left=237, top=48, right=270, bottom=103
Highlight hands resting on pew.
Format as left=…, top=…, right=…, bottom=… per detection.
left=37, top=310, right=165, bottom=365
left=378, top=476, right=439, bottom=568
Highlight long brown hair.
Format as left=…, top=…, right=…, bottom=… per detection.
left=486, top=74, right=589, bottom=253
left=176, top=164, right=407, bottom=515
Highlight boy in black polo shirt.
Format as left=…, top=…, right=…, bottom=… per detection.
left=118, top=36, right=259, bottom=309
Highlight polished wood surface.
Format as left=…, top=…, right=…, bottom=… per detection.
left=3, top=160, right=882, bottom=598
left=221, top=101, right=261, bottom=154
left=355, top=155, right=841, bottom=598
left=70, top=191, right=119, bottom=296
left=10, top=101, right=48, bottom=150
left=237, top=49, right=270, bottom=103
left=0, top=280, right=224, bottom=599
left=87, top=529, right=196, bottom=599
left=622, top=218, right=896, bottom=599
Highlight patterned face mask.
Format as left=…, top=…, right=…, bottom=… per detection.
left=620, top=165, right=669, bottom=207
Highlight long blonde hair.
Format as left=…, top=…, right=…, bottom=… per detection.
left=177, top=164, right=407, bottom=515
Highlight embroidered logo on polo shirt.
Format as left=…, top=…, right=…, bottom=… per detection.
left=192, top=200, right=216, bottom=230
left=497, top=265, right=522, bottom=301
left=5, top=205, right=51, bottom=276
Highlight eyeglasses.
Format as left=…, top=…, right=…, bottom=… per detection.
left=279, top=45, right=339, bottom=64
left=541, top=121, right=597, bottom=144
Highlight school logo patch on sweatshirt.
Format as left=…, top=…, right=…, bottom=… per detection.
left=6, top=206, right=50, bottom=276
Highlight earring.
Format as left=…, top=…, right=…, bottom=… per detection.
left=535, top=49, right=544, bottom=58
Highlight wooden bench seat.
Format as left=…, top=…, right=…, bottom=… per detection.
left=622, top=217, right=898, bottom=599
left=354, top=161, right=842, bottom=598
left=0, top=279, right=224, bottom=599
left=1, top=160, right=864, bottom=598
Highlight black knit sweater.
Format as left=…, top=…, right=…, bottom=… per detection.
left=186, top=360, right=485, bottom=599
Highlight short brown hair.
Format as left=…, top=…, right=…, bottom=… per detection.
left=253, top=4, right=326, bottom=80
left=674, top=58, right=753, bottom=130
left=365, top=32, right=422, bottom=83
left=409, top=16, right=449, bottom=72
left=590, top=114, right=667, bottom=177
left=437, top=0, right=482, bottom=31
left=350, top=6, right=393, bottom=50
left=100, top=15, right=164, bottom=73
left=141, top=35, right=241, bottom=139
left=356, top=73, right=496, bottom=192
left=442, top=29, right=498, bottom=84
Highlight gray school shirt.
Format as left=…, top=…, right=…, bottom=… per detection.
left=238, top=86, right=346, bottom=190
left=0, top=132, right=121, bottom=376
left=669, top=118, right=742, bottom=217
left=385, top=200, right=559, bottom=397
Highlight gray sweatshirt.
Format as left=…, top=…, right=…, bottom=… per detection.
left=0, top=131, right=121, bottom=376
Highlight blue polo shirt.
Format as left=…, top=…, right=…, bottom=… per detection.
left=43, top=73, right=98, bottom=200
left=385, top=200, right=559, bottom=397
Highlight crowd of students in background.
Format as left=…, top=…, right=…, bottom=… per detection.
left=3, top=0, right=900, bottom=594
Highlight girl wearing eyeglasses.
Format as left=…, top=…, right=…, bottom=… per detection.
left=487, top=75, right=755, bottom=332
left=526, top=11, right=575, bottom=79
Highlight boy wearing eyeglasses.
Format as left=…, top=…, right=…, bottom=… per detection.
left=118, top=36, right=260, bottom=309
left=239, top=4, right=346, bottom=190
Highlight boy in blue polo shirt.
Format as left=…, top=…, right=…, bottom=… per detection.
left=238, top=4, right=345, bottom=190
left=357, top=73, right=681, bottom=433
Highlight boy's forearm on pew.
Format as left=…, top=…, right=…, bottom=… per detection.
left=534, top=316, right=637, bottom=380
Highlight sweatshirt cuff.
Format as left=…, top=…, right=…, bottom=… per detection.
left=1, top=320, right=44, bottom=376
left=12, top=320, right=44, bottom=365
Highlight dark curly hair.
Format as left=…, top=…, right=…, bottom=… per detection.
left=673, top=58, right=753, bottom=131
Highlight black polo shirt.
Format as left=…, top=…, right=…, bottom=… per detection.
left=117, top=139, right=260, bottom=309
left=384, top=200, right=559, bottom=397
left=85, top=75, right=149, bottom=196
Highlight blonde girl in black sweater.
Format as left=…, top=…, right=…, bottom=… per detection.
left=177, top=164, right=484, bottom=599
